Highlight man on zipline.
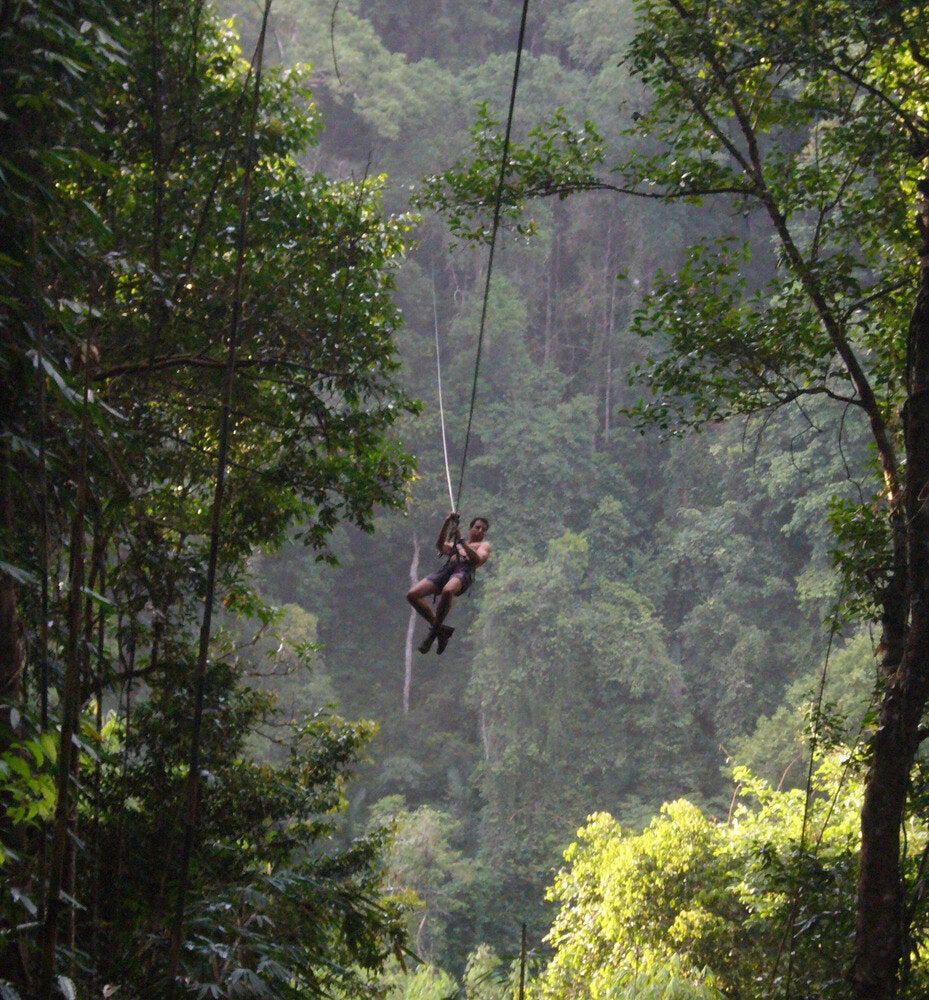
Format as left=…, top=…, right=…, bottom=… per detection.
left=407, top=511, right=490, bottom=655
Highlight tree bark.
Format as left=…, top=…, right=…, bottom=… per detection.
left=38, top=506, right=87, bottom=1000
left=0, top=573, right=21, bottom=718
left=167, top=5, right=271, bottom=979
left=404, top=530, right=420, bottom=715
left=853, top=182, right=929, bottom=1000
left=0, top=437, right=22, bottom=726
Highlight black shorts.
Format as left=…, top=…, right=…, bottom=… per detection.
left=426, top=560, right=473, bottom=595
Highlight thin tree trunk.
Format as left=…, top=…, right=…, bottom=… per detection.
left=37, top=444, right=90, bottom=1000
left=112, top=630, right=135, bottom=910
left=167, top=4, right=272, bottom=981
left=64, top=724, right=80, bottom=965
left=403, top=530, right=420, bottom=714
left=0, top=438, right=21, bottom=722
left=604, top=253, right=617, bottom=445
left=604, top=347, right=612, bottom=442
left=595, top=216, right=617, bottom=444
left=89, top=556, right=106, bottom=990
left=853, top=180, right=929, bottom=1000
left=543, top=256, right=554, bottom=365
left=66, top=526, right=105, bottom=965
left=37, top=312, right=51, bottom=736
left=147, top=0, right=166, bottom=366
left=0, top=436, right=25, bottom=989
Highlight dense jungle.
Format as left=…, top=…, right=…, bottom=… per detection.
left=4, top=1, right=929, bottom=999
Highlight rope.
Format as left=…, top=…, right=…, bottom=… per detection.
left=432, top=272, right=456, bottom=510
left=454, top=0, right=531, bottom=509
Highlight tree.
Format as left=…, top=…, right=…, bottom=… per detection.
left=467, top=527, right=694, bottom=944
left=421, top=1, right=929, bottom=994
left=368, top=796, right=478, bottom=964
left=538, top=758, right=870, bottom=1000
left=0, top=0, right=122, bottom=719
left=1, top=0, right=418, bottom=994
left=90, top=662, right=406, bottom=999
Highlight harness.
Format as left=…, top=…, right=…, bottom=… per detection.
left=445, top=536, right=470, bottom=567
left=431, top=531, right=478, bottom=603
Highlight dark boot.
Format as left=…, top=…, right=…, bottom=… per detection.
left=436, top=625, right=454, bottom=655
left=418, top=627, right=439, bottom=654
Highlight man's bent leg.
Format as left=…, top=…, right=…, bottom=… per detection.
left=433, top=578, right=464, bottom=654
left=407, top=578, right=438, bottom=627
left=434, top=576, right=464, bottom=626
left=408, top=578, right=442, bottom=653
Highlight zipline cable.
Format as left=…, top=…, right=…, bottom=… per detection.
left=432, top=271, right=456, bottom=511
left=455, top=0, right=531, bottom=508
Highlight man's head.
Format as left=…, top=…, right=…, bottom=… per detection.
left=469, top=516, right=489, bottom=539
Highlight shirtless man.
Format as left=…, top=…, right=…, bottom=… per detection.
left=406, top=512, right=491, bottom=654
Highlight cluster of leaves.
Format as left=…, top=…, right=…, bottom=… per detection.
left=0, top=723, right=57, bottom=866
left=536, top=756, right=874, bottom=1000
left=84, top=660, right=407, bottom=1000
left=1, top=0, right=421, bottom=996
left=206, top=0, right=929, bottom=992
left=416, top=105, right=606, bottom=245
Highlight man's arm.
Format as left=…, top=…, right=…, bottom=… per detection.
left=436, top=512, right=460, bottom=552
left=457, top=540, right=490, bottom=566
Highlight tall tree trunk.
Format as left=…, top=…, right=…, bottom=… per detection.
left=0, top=438, right=25, bottom=987
left=146, top=0, right=166, bottom=366
left=37, top=293, right=97, bottom=1000
left=593, top=216, right=617, bottom=445
left=167, top=5, right=271, bottom=980
left=403, top=530, right=420, bottom=714
left=853, top=180, right=929, bottom=1000
left=65, top=526, right=105, bottom=965
left=38, top=502, right=88, bottom=1000
left=89, top=556, right=106, bottom=990
left=0, top=438, right=22, bottom=725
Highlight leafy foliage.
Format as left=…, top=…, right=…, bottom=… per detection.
left=238, top=0, right=897, bottom=980
left=417, top=105, right=606, bottom=245
left=0, top=724, right=57, bottom=864
left=537, top=758, right=869, bottom=999
left=88, top=661, right=405, bottom=998
left=2, top=0, right=418, bottom=995
left=368, top=796, right=478, bottom=964
left=466, top=527, right=694, bottom=944
left=11, top=1, right=928, bottom=996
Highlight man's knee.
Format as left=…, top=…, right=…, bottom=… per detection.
left=408, top=581, right=433, bottom=603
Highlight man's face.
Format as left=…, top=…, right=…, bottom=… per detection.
left=469, top=520, right=489, bottom=541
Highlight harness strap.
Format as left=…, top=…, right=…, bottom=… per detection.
left=429, top=533, right=479, bottom=604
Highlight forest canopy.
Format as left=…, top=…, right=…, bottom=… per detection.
left=418, top=0, right=929, bottom=996
left=1, top=0, right=415, bottom=996
left=6, top=1, right=929, bottom=1000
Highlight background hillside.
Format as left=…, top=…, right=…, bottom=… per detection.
left=222, top=0, right=878, bottom=974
